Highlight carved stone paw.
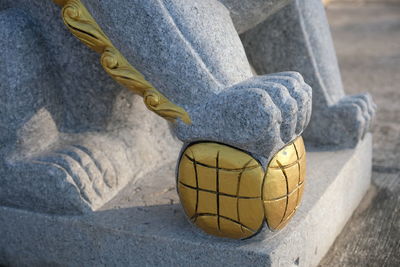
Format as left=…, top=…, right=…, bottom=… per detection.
left=3, top=142, right=120, bottom=214
left=7, top=159, right=93, bottom=214
left=174, top=71, right=312, bottom=162
left=233, top=71, right=312, bottom=142
left=36, top=144, right=119, bottom=207
left=330, top=93, right=376, bottom=146
left=305, top=93, right=376, bottom=147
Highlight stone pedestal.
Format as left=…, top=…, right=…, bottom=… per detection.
left=0, top=134, right=372, bottom=267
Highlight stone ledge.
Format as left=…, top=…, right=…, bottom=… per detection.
left=0, top=134, right=372, bottom=266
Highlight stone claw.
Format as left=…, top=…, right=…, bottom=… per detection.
left=304, top=92, right=376, bottom=147
left=36, top=144, right=118, bottom=206
left=3, top=159, right=92, bottom=214
left=174, top=72, right=312, bottom=162
left=3, top=138, right=126, bottom=214
left=228, top=71, right=312, bottom=143
left=329, top=93, right=376, bottom=146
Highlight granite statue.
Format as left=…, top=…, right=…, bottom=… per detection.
left=0, top=0, right=374, bottom=238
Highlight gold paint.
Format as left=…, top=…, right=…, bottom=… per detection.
left=219, top=195, right=238, bottom=219
left=263, top=137, right=306, bottom=230
left=218, top=169, right=239, bottom=195
left=177, top=142, right=264, bottom=239
left=263, top=169, right=288, bottom=199
left=197, top=191, right=218, bottom=214
left=197, top=165, right=218, bottom=191
left=196, top=216, right=220, bottom=237
left=178, top=158, right=197, bottom=187
left=178, top=184, right=197, bottom=218
left=219, top=218, right=254, bottom=239
left=263, top=198, right=287, bottom=229
left=184, top=142, right=260, bottom=170
left=177, top=137, right=306, bottom=239
left=53, top=0, right=68, bottom=6
left=53, top=0, right=191, bottom=124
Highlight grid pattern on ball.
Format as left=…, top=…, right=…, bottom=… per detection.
left=179, top=152, right=261, bottom=233
left=264, top=139, right=305, bottom=229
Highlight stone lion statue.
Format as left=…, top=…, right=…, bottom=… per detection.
left=0, top=0, right=375, bottom=214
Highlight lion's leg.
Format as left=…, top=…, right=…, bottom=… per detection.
left=0, top=8, right=61, bottom=151
left=241, top=0, right=376, bottom=147
left=0, top=3, right=184, bottom=215
left=79, top=0, right=311, bottom=162
left=0, top=8, right=121, bottom=214
left=0, top=8, right=80, bottom=213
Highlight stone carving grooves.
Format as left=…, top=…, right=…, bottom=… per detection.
left=34, top=144, right=118, bottom=207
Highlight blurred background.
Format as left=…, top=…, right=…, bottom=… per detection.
left=320, top=0, right=400, bottom=265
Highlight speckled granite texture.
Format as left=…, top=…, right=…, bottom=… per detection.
left=0, top=0, right=375, bottom=264
left=241, top=0, right=375, bottom=147
left=0, top=135, right=372, bottom=266
left=0, top=0, right=312, bottom=214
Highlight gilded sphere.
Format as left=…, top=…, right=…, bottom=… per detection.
left=177, top=137, right=306, bottom=239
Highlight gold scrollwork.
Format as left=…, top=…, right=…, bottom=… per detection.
left=54, top=0, right=191, bottom=124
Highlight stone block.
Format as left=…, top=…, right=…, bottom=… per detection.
left=0, top=134, right=372, bottom=266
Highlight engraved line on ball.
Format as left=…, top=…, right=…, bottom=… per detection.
left=184, top=154, right=259, bottom=171
left=268, top=154, right=304, bottom=170
left=190, top=213, right=257, bottom=233
left=216, top=152, right=221, bottom=231
left=193, top=152, right=200, bottom=223
left=235, top=159, right=255, bottom=233
left=294, top=141, right=302, bottom=210
left=276, top=160, right=290, bottom=226
left=178, top=182, right=261, bottom=199
left=264, top=181, right=304, bottom=202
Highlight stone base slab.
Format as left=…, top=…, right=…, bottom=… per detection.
left=0, top=134, right=372, bottom=266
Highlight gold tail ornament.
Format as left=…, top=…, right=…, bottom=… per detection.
left=53, top=0, right=191, bottom=124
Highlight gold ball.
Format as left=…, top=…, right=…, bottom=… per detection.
left=263, top=137, right=306, bottom=230
left=177, top=142, right=265, bottom=239
left=177, top=137, right=306, bottom=239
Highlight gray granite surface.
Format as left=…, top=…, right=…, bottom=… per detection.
left=0, top=1, right=182, bottom=214
left=0, top=135, right=372, bottom=266
left=0, top=0, right=314, bottom=214
left=83, top=0, right=312, bottom=163
left=219, top=0, right=292, bottom=34
left=0, top=1, right=376, bottom=264
left=241, top=0, right=376, bottom=148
